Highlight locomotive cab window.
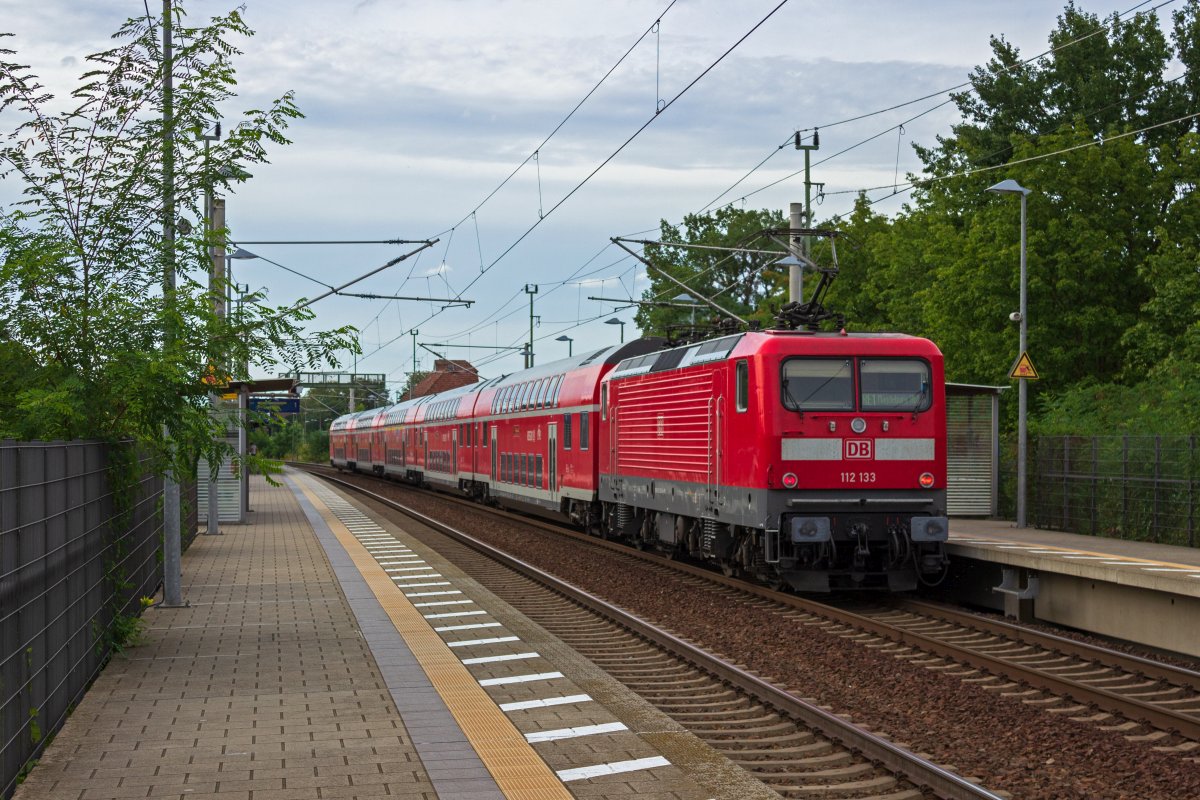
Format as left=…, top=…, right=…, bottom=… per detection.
left=735, top=360, right=749, bottom=412
left=781, top=358, right=854, bottom=411
left=860, top=359, right=931, bottom=412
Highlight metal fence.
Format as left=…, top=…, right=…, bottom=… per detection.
left=1028, top=435, right=1198, bottom=547
left=0, top=441, right=171, bottom=799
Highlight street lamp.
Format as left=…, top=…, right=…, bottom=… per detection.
left=555, top=334, right=574, bottom=357
left=986, top=178, right=1032, bottom=528
left=604, top=317, right=626, bottom=343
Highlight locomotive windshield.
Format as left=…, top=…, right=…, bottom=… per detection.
left=781, top=358, right=854, bottom=411
left=860, top=359, right=931, bottom=411
left=780, top=357, right=931, bottom=412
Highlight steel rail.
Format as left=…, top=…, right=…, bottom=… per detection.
left=302, top=467, right=1003, bottom=800
left=893, top=598, right=1200, bottom=687
left=296, top=463, right=1200, bottom=741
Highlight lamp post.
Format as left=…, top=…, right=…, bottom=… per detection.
left=555, top=334, right=573, bottom=357
left=986, top=178, right=1032, bottom=528
left=604, top=317, right=625, bottom=343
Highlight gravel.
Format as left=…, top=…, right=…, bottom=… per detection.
left=331, top=470, right=1200, bottom=800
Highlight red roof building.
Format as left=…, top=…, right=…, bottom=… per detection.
left=402, top=359, right=478, bottom=400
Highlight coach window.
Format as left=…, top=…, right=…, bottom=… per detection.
left=580, top=411, right=589, bottom=450
left=781, top=358, right=854, bottom=412
left=536, top=454, right=543, bottom=487
left=860, top=359, right=931, bottom=412
left=535, top=378, right=549, bottom=408
left=552, top=375, right=564, bottom=406
left=563, top=413, right=573, bottom=450
left=736, top=360, right=749, bottom=412
left=601, top=384, right=608, bottom=420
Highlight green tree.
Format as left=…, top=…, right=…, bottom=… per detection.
left=0, top=4, right=354, bottom=472
left=634, top=206, right=787, bottom=339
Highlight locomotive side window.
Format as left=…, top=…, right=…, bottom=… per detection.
left=781, top=358, right=854, bottom=411
left=580, top=411, right=589, bottom=450
left=736, top=360, right=749, bottom=412
left=860, top=359, right=931, bottom=412
left=563, top=413, right=573, bottom=450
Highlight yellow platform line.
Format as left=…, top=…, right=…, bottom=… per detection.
left=295, top=479, right=573, bottom=799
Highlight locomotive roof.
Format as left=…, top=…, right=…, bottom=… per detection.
left=608, top=329, right=934, bottom=380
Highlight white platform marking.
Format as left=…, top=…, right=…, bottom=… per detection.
left=413, top=599, right=475, bottom=607
left=404, top=590, right=462, bottom=597
left=394, top=581, right=452, bottom=588
left=525, top=722, right=628, bottom=743
left=480, top=672, right=563, bottom=687
left=556, top=756, right=671, bottom=782
left=449, top=636, right=521, bottom=648
left=499, top=694, right=591, bottom=711
left=435, top=622, right=503, bottom=632
left=462, top=652, right=539, bottom=665
left=424, top=610, right=488, bottom=619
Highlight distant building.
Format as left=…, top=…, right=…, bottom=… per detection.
left=402, top=359, right=478, bottom=400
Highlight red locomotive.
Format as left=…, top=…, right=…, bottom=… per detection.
left=330, top=328, right=948, bottom=591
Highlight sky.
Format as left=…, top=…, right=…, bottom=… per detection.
left=0, top=0, right=1174, bottom=395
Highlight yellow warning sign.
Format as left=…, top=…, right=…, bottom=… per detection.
left=1008, top=351, right=1040, bottom=381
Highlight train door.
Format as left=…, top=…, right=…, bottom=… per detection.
left=547, top=422, right=559, bottom=502
left=452, top=427, right=458, bottom=475
left=490, top=425, right=498, bottom=479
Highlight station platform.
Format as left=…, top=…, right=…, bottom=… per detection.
left=946, top=519, right=1200, bottom=658
left=14, top=470, right=773, bottom=800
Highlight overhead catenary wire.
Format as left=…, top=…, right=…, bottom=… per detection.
left=356, top=0, right=1172, bottom=381
left=359, top=2, right=789, bottom=367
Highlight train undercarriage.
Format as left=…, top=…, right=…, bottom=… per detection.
left=598, top=502, right=948, bottom=592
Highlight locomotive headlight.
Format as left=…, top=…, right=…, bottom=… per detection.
left=781, top=472, right=799, bottom=489
left=919, top=472, right=935, bottom=488
left=850, top=417, right=866, bottom=434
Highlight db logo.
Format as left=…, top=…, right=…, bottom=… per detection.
left=844, top=439, right=873, bottom=459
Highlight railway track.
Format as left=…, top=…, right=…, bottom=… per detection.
left=299, top=465, right=1002, bottom=800
left=295, top=462, right=1200, bottom=750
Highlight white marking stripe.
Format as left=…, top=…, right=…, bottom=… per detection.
left=394, top=581, right=452, bottom=588
left=413, top=600, right=475, bottom=607
left=525, top=722, right=627, bottom=743
left=449, top=636, right=520, bottom=648
left=425, top=610, right=487, bottom=619
left=1063, top=556, right=1114, bottom=560
left=1142, top=567, right=1197, bottom=572
left=1026, top=550, right=1075, bottom=554
left=781, top=438, right=841, bottom=460
left=404, top=590, right=461, bottom=597
left=499, top=694, right=591, bottom=711
left=557, top=756, right=671, bottom=782
left=378, top=558, right=424, bottom=564
left=1101, top=561, right=1154, bottom=566
left=874, top=438, right=935, bottom=461
left=435, top=622, right=502, bottom=632
left=480, top=671, right=563, bottom=686
left=462, top=652, right=539, bottom=665
left=385, top=567, right=434, bottom=573
left=995, top=545, right=1038, bottom=549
